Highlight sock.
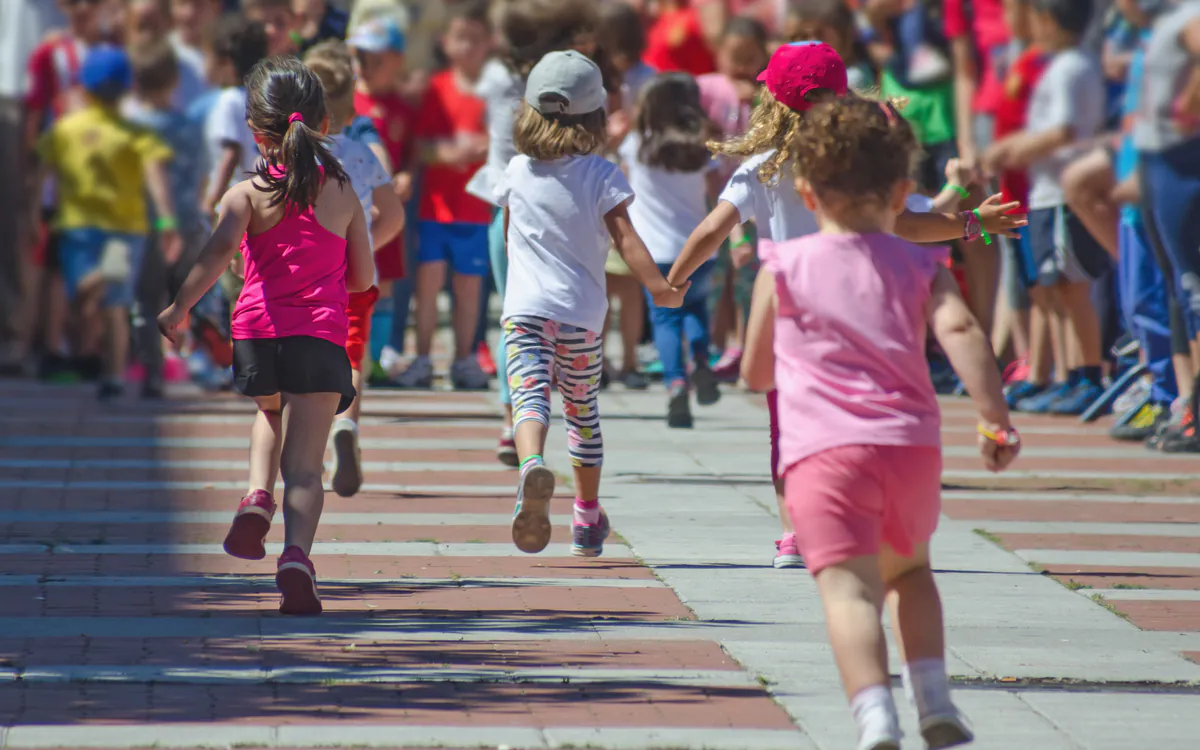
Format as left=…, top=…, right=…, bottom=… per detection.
left=1080, top=365, right=1103, bottom=386
left=332, top=417, right=357, bottom=434
left=574, top=498, right=600, bottom=526
left=902, top=658, right=954, bottom=719
left=850, top=684, right=901, bottom=748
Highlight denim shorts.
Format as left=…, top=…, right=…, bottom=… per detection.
left=57, top=228, right=147, bottom=308
left=1027, top=206, right=1112, bottom=286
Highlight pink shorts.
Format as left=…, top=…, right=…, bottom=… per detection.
left=784, top=444, right=942, bottom=575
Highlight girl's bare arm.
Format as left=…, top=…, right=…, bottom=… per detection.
left=344, top=198, right=375, bottom=293
left=173, top=186, right=253, bottom=312
left=741, top=268, right=777, bottom=392
left=668, top=201, right=740, bottom=286
left=370, top=183, right=405, bottom=250
left=928, top=266, right=1009, bottom=429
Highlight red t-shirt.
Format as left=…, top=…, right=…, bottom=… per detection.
left=943, top=0, right=1009, bottom=115
left=26, top=35, right=89, bottom=127
left=992, top=46, right=1049, bottom=206
left=354, top=88, right=416, bottom=280
left=413, top=70, right=491, bottom=225
left=644, top=5, right=715, bottom=77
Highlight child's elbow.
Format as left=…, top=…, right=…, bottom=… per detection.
left=347, top=270, right=374, bottom=293
left=741, top=359, right=773, bottom=393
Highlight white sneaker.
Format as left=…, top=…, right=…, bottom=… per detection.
left=393, top=356, right=434, bottom=389
left=379, top=345, right=403, bottom=377
left=451, top=356, right=490, bottom=390
left=329, top=419, right=362, bottom=498
left=920, top=710, right=974, bottom=749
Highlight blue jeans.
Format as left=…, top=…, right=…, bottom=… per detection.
left=1119, top=216, right=1178, bottom=403
left=644, top=260, right=715, bottom=386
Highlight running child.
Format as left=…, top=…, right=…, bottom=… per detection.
left=741, top=95, right=1019, bottom=750
left=618, top=73, right=723, bottom=428
left=497, top=50, right=686, bottom=558
left=306, top=41, right=406, bottom=498
left=158, top=57, right=374, bottom=615
left=670, top=41, right=1025, bottom=570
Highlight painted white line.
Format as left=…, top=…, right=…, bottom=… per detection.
left=943, top=469, right=1199, bottom=481
left=2, top=664, right=754, bottom=687
left=0, top=459, right=506, bottom=473
left=0, top=480, right=517, bottom=494
left=0, top=414, right=503, bottom=428
left=943, top=491, right=1200, bottom=505
left=0, top=725, right=811, bottom=750
left=0, top=574, right=663, bottom=589
left=1089, top=589, right=1200, bottom=601
left=1016, top=549, right=1200, bottom=568
left=0, top=542, right=633, bottom=558
left=0, top=437, right=494, bottom=450
left=974, top=521, right=1200, bottom=537
left=0, top=511, right=554, bottom=526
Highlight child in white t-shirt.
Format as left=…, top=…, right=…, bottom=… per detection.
left=618, top=72, right=724, bottom=429
left=495, top=51, right=686, bottom=559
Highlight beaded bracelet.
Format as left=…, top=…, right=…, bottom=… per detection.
left=961, top=210, right=981, bottom=243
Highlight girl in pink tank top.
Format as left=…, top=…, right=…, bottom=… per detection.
left=159, top=57, right=374, bottom=616
left=741, top=98, right=1020, bottom=750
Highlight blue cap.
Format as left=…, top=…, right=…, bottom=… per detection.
left=346, top=17, right=406, bottom=54
left=80, top=45, right=132, bottom=99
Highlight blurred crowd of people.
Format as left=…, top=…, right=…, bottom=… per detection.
left=1, top=0, right=1200, bottom=453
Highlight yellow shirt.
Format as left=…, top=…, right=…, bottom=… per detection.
left=36, top=103, right=172, bottom=235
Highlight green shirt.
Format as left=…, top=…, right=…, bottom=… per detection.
left=880, top=69, right=955, bottom=146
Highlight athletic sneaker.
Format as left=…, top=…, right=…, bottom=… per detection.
left=1110, top=401, right=1167, bottom=442
left=667, top=382, right=693, bottom=428
left=451, top=356, right=490, bottom=390
left=329, top=418, right=363, bottom=497
left=1015, top=381, right=1073, bottom=413
left=619, top=370, right=649, bottom=390
left=1112, top=377, right=1151, bottom=417
left=97, top=381, right=124, bottom=402
left=512, top=462, right=556, bottom=553
left=1005, top=380, right=1045, bottom=409
left=712, top=348, right=742, bottom=383
left=920, top=710, right=975, bottom=749
left=907, top=43, right=952, bottom=85
left=276, top=545, right=322, bottom=616
left=572, top=510, right=611, bottom=557
left=692, top=362, right=721, bottom=406
left=1001, top=357, right=1030, bottom=386
left=1159, top=418, right=1200, bottom=453
left=497, top=428, right=518, bottom=468
left=393, top=356, right=434, bottom=389
left=223, top=490, right=276, bottom=560
left=1048, top=380, right=1105, bottom=416
left=476, top=341, right=497, bottom=376
left=773, top=534, right=804, bottom=568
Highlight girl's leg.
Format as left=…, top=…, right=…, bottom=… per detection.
left=505, top=317, right=557, bottom=553
left=646, top=282, right=691, bottom=427
left=223, top=393, right=283, bottom=561
left=614, top=274, right=645, bottom=380
left=489, top=209, right=516, bottom=464
left=684, top=261, right=720, bottom=405
left=768, top=389, right=802, bottom=568
left=278, top=392, right=341, bottom=555
left=553, top=323, right=607, bottom=557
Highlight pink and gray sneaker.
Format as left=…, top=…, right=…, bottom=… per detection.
left=223, top=490, right=276, bottom=560
left=572, top=510, right=611, bottom=558
left=712, top=348, right=743, bottom=383
left=276, top=545, right=322, bottom=616
left=773, top=533, right=804, bottom=569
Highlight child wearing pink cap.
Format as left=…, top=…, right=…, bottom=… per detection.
left=668, top=41, right=1026, bottom=570
left=741, top=96, right=1020, bottom=750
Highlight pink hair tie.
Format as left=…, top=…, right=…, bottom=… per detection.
left=288, top=112, right=304, bottom=124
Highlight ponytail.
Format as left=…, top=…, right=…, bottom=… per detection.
left=245, top=57, right=348, bottom=213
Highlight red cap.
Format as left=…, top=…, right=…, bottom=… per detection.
left=757, top=41, right=849, bottom=112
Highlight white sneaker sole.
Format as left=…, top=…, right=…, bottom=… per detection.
left=921, top=713, right=974, bottom=749
left=512, top=465, right=555, bottom=554
left=773, top=553, right=804, bottom=569
left=330, top=428, right=362, bottom=498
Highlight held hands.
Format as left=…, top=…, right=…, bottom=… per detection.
left=977, top=421, right=1020, bottom=473
left=651, top=279, right=691, bottom=309
left=974, top=193, right=1028, bottom=239
left=157, top=303, right=189, bottom=346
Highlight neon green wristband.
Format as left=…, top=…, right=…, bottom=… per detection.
left=972, top=208, right=992, bottom=245
left=945, top=184, right=970, bottom=199
left=155, top=215, right=177, bottom=232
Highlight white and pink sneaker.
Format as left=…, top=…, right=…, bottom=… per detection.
left=773, top=533, right=804, bottom=569
left=223, top=490, right=276, bottom=560
left=276, top=546, right=322, bottom=616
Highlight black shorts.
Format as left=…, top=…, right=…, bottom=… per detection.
left=233, top=336, right=356, bottom=414
left=1027, top=205, right=1112, bottom=287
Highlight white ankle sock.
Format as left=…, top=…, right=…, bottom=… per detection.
left=902, top=658, right=954, bottom=718
left=850, top=684, right=901, bottom=749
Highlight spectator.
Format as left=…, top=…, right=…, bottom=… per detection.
left=984, top=0, right=1108, bottom=415
left=293, top=0, right=349, bottom=53
left=644, top=0, right=717, bottom=76
left=784, top=0, right=875, bottom=92
left=125, top=0, right=208, bottom=111
left=168, top=0, right=220, bottom=107
left=348, top=16, right=415, bottom=379
left=125, top=40, right=206, bottom=398
left=241, top=0, right=301, bottom=57
left=32, top=45, right=181, bottom=400
left=396, top=0, right=493, bottom=390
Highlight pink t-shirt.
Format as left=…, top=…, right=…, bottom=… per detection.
left=232, top=207, right=350, bottom=346
left=773, top=232, right=946, bottom=475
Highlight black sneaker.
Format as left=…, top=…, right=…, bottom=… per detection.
left=599, top=368, right=612, bottom=390
left=97, top=382, right=125, bottom=402
left=620, top=370, right=648, bottom=390
left=667, top=383, right=693, bottom=428
left=1159, top=424, right=1200, bottom=454
left=1110, top=402, right=1167, bottom=442
left=692, top=363, right=721, bottom=406
left=140, top=381, right=166, bottom=400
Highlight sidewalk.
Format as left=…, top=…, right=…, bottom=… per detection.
left=0, top=377, right=1197, bottom=749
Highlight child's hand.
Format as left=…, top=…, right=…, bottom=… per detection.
left=652, top=280, right=690, bottom=309
left=978, top=422, right=1020, bottom=473
left=980, top=142, right=1010, bottom=178
left=943, top=157, right=974, bottom=191
left=157, top=303, right=189, bottom=346
left=731, top=243, right=755, bottom=269
left=160, top=229, right=183, bottom=265
left=608, top=109, right=632, bottom=142
left=392, top=172, right=412, bottom=202
left=974, top=194, right=1028, bottom=239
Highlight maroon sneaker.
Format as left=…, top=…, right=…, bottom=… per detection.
left=276, top=546, right=322, bottom=615
left=222, top=490, right=276, bottom=560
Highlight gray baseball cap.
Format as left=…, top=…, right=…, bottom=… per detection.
left=524, top=50, right=606, bottom=116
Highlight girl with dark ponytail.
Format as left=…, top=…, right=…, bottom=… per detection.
left=158, top=56, right=374, bottom=617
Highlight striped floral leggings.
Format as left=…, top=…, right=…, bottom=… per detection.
left=503, top=315, right=604, bottom=467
